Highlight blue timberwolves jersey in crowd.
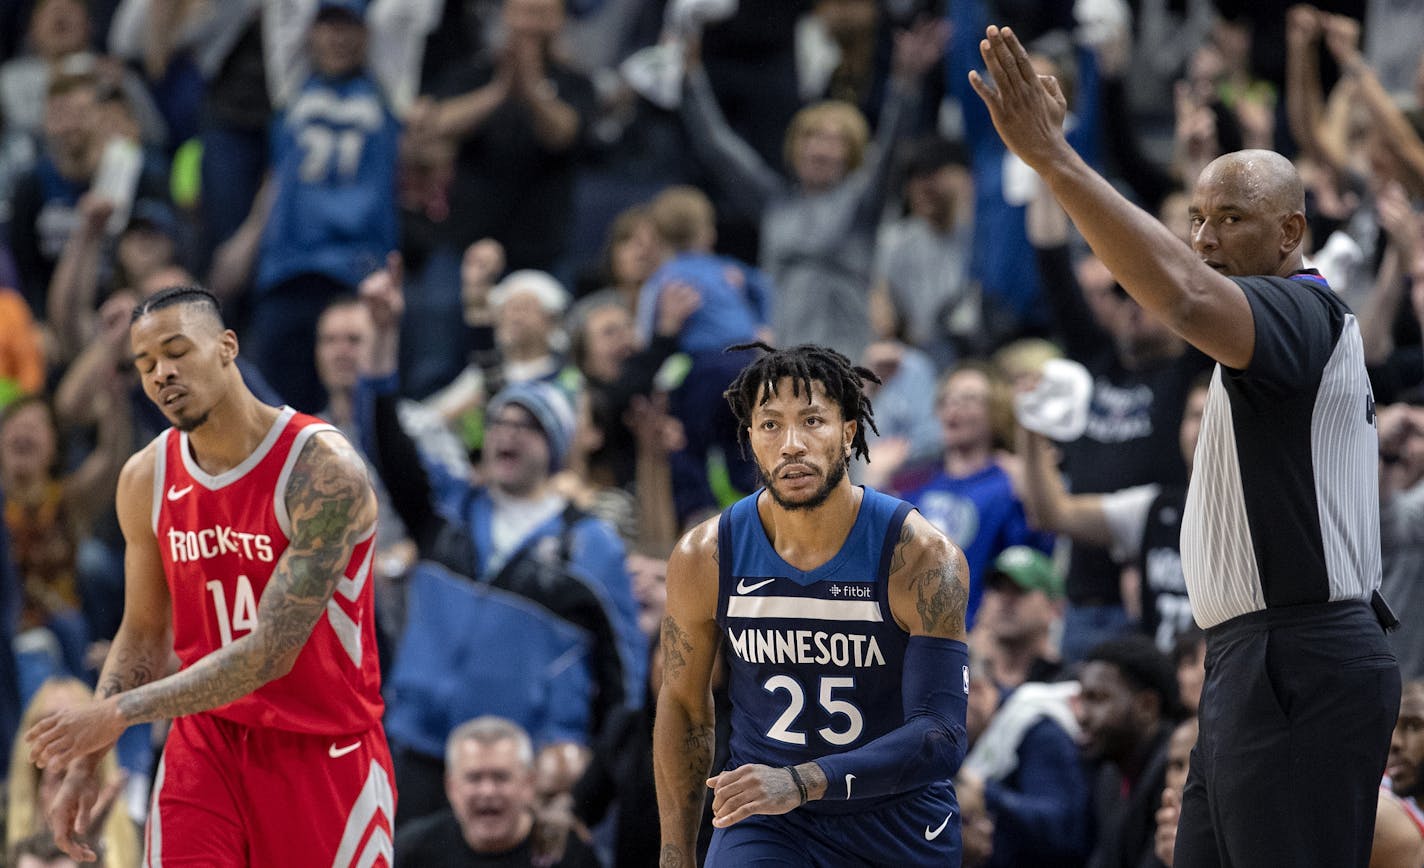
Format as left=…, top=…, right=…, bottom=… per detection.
left=258, top=72, right=401, bottom=293
left=718, top=486, right=941, bottom=816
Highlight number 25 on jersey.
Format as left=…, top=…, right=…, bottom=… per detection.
left=764, top=675, right=865, bottom=746
left=207, top=575, right=257, bottom=646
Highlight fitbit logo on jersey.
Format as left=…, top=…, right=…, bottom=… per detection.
left=168, top=527, right=275, bottom=563
left=726, top=628, right=886, bottom=668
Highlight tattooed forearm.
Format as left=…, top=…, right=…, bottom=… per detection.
left=681, top=722, right=714, bottom=805
left=654, top=669, right=714, bottom=863
left=908, top=557, right=968, bottom=637
left=117, top=433, right=376, bottom=725
left=96, top=639, right=167, bottom=699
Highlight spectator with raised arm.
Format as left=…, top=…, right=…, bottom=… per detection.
left=1025, top=184, right=1210, bottom=661
left=249, top=0, right=402, bottom=412
left=680, top=17, right=945, bottom=359
left=415, top=0, right=594, bottom=274
left=1018, top=376, right=1211, bottom=654
left=946, top=0, right=1102, bottom=332
left=357, top=258, right=645, bottom=828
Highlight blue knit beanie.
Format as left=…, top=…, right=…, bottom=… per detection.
left=486, top=381, right=577, bottom=471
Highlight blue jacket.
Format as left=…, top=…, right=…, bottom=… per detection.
left=986, top=717, right=1093, bottom=868
left=635, top=253, right=771, bottom=353
left=357, top=374, right=647, bottom=751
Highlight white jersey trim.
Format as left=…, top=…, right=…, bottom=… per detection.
left=143, top=754, right=166, bottom=867
left=151, top=430, right=171, bottom=535
left=273, top=422, right=340, bottom=539
left=329, top=759, right=395, bottom=868
left=179, top=405, right=298, bottom=491
left=726, top=596, right=884, bottom=622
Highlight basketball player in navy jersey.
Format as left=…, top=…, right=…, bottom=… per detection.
left=654, top=343, right=971, bottom=867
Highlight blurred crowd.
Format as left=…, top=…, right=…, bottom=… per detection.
left=0, top=0, right=1421, bottom=864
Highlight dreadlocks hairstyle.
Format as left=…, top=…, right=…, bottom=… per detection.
left=723, top=342, right=882, bottom=462
left=131, top=285, right=225, bottom=326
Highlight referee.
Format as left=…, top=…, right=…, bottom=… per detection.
left=969, top=25, right=1402, bottom=868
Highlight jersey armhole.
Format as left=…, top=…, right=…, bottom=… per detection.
left=715, top=508, right=733, bottom=625
left=151, top=430, right=170, bottom=535
left=877, top=502, right=914, bottom=633
left=273, top=423, right=340, bottom=538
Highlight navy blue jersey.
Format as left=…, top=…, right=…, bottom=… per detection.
left=717, top=487, right=923, bottom=815
left=258, top=72, right=401, bottom=292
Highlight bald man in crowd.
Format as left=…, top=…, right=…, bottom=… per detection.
left=969, top=24, right=1401, bottom=868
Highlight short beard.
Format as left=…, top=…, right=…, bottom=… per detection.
left=174, top=410, right=211, bottom=433
left=758, top=455, right=848, bottom=512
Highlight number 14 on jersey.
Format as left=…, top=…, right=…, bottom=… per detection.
left=207, top=575, right=257, bottom=646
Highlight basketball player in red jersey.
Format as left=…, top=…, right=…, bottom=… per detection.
left=26, top=286, right=393, bottom=866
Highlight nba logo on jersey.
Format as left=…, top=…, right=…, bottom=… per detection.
left=962, top=665, right=970, bottom=695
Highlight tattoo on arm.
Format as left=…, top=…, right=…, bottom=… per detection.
left=680, top=720, right=714, bottom=807
left=116, top=434, right=375, bottom=724
left=661, top=615, right=693, bottom=682
left=96, top=643, right=166, bottom=699
left=908, top=557, right=968, bottom=637
left=889, top=522, right=913, bottom=576
left=657, top=613, right=714, bottom=864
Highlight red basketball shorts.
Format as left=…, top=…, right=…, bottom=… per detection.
left=143, top=712, right=396, bottom=867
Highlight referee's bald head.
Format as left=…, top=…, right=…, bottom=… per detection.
left=1199, top=150, right=1305, bottom=217
left=1190, top=149, right=1309, bottom=278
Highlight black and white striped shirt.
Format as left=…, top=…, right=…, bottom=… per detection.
left=1181, top=271, right=1381, bottom=628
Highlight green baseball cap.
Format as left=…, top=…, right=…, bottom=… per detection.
left=988, top=546, right=1064, bottom=600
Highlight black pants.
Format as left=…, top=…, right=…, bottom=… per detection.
left=1175, top=601, right=1401, bottom=867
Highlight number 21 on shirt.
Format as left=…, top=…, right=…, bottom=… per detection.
left=207, top=575, right=257, bottom=646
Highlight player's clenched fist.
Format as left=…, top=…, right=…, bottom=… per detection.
left=707, top=764, right=803, bottom=828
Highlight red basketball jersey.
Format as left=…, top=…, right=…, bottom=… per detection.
left=152, top=406, right=383, bottom=735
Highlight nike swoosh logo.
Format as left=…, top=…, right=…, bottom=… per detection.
left=328, top=741, right=360, bottom=759
left=166, top=484, right=193, bottom=501
left=736, top=578, right=775, bottom=594
left=844, top=773, right=855, bottom=800
left=925, top=811, right=954, bottom=840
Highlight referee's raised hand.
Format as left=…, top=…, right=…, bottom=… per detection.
left=967, top=25, right=1069, bottom=171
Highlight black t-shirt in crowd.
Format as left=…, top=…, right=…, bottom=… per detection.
left=429, top=57, right=596, bottom=271
left=1036, top=243, right=1213, bottom=604
left=394, top=810, right=600, bottom=868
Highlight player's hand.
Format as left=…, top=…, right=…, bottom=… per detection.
left=26, top=697, right=127, bottom=771
left=967, top=26, right=1069, bottom=172
left=46, top=754, right=123, bottom=863
left=707, top=764, right=803, bottom=827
